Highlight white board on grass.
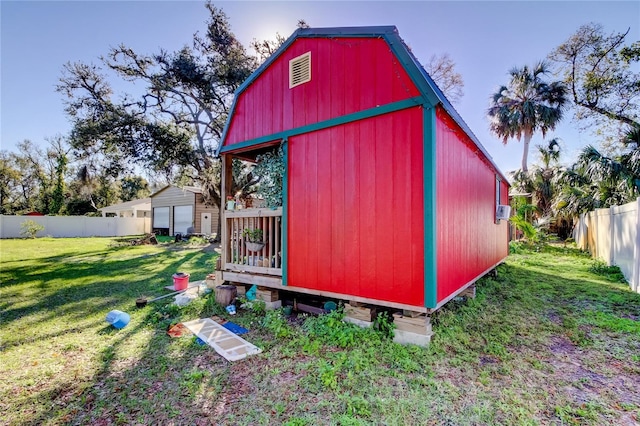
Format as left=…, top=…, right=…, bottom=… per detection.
left=182, top=318, right=262, bottom=361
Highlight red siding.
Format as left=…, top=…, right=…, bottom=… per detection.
left=435, top=106, right=509, bottom=304
left=224, top=38, right=420, bottom=146
left=288, top=107, right=424, bottom=306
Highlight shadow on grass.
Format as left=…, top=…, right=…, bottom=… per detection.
left=62, top=296, right=230, bottom=425
left=6, top=265, right=223, bottom=425
left=0, top=245, right=211, bottom=347
left=432, top=258, right=640, bottom=361
left=53, top=259, right=640, bottom=423
left=6, top=243, right=640, bottom=425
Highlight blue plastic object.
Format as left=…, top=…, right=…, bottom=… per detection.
left=246, top=284, right=257, bottom=301
left=106, top=310, right=130, bottom=329
left=223, top=321, right=248, bottom=335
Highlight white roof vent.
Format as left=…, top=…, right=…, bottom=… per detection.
left=289, top=52, right=311, bottom=88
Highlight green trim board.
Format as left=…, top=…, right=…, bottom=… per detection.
left=383, top=32, right=510, bottom=184
left=281, top=139, right=289, bottom=286
left=423, top=106, right=438, bottom=309
left=220, top=96, right=423, bottom=155
left=382, top=34, right=438, bottom=108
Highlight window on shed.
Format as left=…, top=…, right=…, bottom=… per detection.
left=289, top=52, right=311, bottom=88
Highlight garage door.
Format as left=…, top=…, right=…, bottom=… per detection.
left=153, top=207, right=169, bottom=228
left=173, top=205, right=193, bottom=235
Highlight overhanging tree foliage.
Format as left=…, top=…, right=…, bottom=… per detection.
left=549, top=23, right=640, bottom=146
left=57, top=3, right=258, bottom=222
left=543, top=22, right=640, bottom=220
left=424, top=53, right=464, bottom=104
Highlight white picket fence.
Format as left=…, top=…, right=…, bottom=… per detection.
left=0, top=215, right=151, bottom=239
left=574, top=198, right=640, bottom=293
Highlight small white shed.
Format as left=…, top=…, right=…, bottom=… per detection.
left=99, top=198, right=151, bottom=218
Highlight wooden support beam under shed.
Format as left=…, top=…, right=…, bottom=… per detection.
left=344, top=302, right=377, bottom=322
left=392, top=312, right=433, bottom=346
left=460, top=284, right=476, bottom=299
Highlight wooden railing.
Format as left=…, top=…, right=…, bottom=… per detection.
left=223, top=207, right=283, bottom=276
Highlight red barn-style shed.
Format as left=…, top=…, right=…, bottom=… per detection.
left=217, top=26, right=510, bottom=317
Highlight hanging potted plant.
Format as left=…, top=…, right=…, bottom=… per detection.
left=243, top=228, right=265, bottom=252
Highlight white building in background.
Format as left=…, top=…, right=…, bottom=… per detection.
left=98, top=198, right=151, bottom=218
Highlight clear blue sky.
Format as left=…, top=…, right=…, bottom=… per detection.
left=1, top=1, right=638, bottom=174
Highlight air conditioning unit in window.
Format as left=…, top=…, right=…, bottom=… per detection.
left=496, top=205, right=511, bottom=221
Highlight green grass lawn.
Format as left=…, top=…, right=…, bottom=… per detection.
left=1, top=238, right=639, bottom=425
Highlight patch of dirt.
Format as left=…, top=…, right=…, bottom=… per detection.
left=269, top=370, right=307, bottom=391
left=192, top=353, right=226, bottom=372
left=547, top=335, right=640, bottom=409
left=545, top=311, right=563, bottom=325
left=479, top=355, right=499, bottom=366
left=548, top=335, right=578, bottom=356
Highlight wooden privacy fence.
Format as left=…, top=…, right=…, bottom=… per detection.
left=223, top=207, right=283, bottom=276
left=0, top=215, right=151, bottom=238
left=573, top=198, right=640, bottom=293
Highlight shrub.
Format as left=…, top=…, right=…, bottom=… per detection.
left=588, top=260, right=627, bottom=283
left=20, top=220, right=44, bottom=239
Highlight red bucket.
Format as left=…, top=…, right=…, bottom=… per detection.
left=172, top=272, right=190, bottom=291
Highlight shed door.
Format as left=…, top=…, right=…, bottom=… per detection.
left=173, top=205, right=193, bottom=235
left=153, top=207, right=169, bottom=228
left=201, top=212, right=212, bottom=234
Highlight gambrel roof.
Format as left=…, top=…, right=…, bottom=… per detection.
left=218, top=26, right=507, bottom=182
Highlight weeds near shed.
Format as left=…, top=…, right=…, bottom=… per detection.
left=262, top=309, right=292, bottom=338
left=373, top=310, right=395, bottom=338
left=302, top=309, right=385, bottom=348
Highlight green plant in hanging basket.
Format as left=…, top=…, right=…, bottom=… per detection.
left=243, top=228, right=263, bottom=242
left=243, top=228, right=265, bottom=252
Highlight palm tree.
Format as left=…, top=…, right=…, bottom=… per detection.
left=511, top=138, right=563, bottom=218
left=488, top=61, right=568, bottom=173
left=533, top=139, right=562, bottom=217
